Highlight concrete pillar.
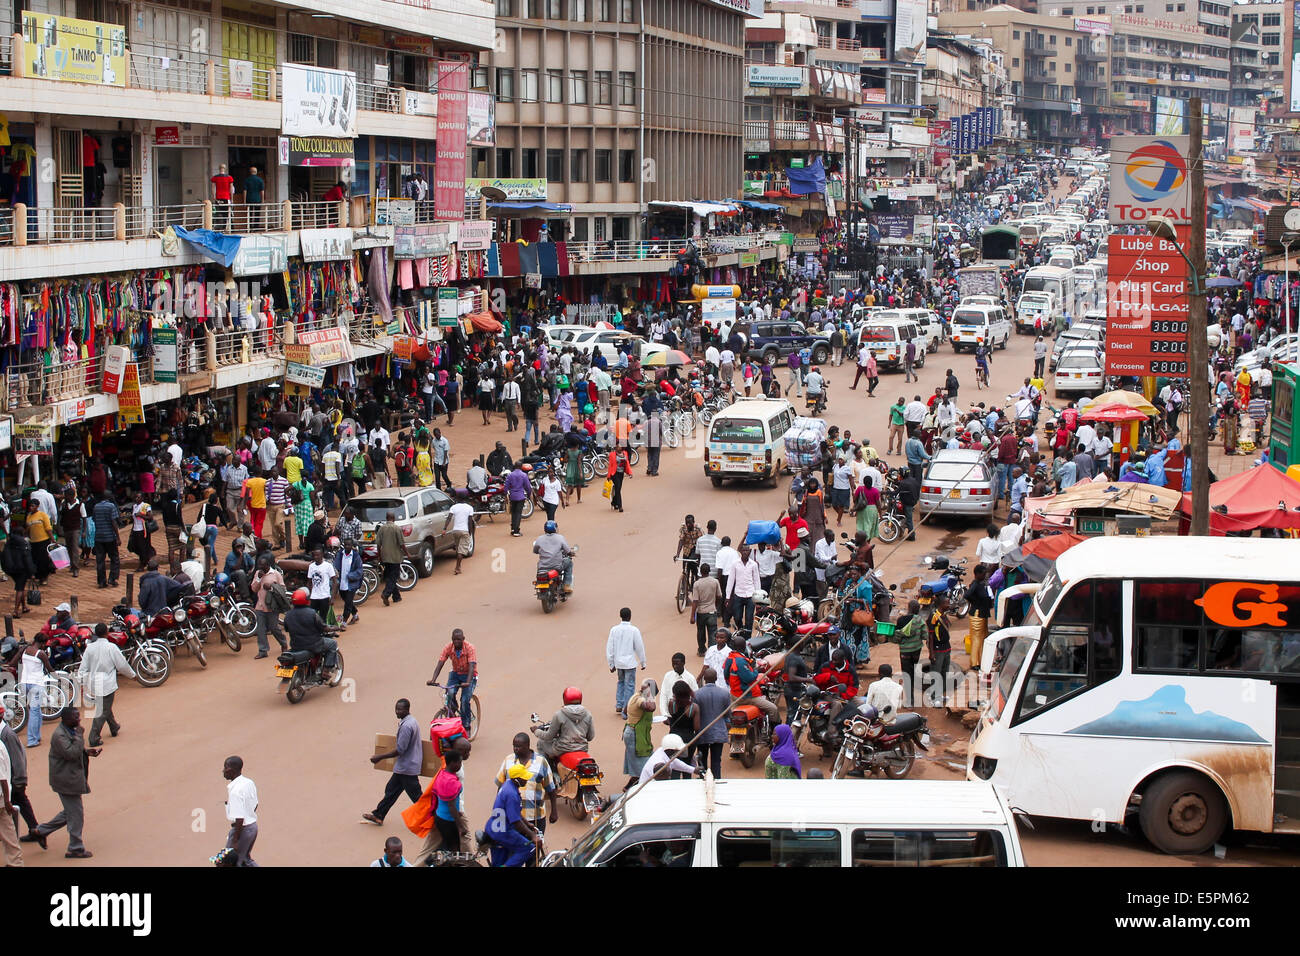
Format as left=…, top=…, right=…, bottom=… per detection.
left=206, top=328, right=218, bottom=371
left=282, top=320, right=295, bottom=345
left=202, top=200, right=213, bottom=230
left=335, top=201, right=347, bottom=227
left=206, top=59, right=216, bottom=96
left=113, top=203, right=126, bottom=240
left=13, top=205, right=26, bottom=247
left=10, top=36, right=24, bottom=79
left=281, top=198, right=292, bottom=231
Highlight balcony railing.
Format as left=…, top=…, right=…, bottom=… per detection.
left=5, top=354, right=104, bottom=411
left=213, top=59, right=277, bottom=100
left=356, top=80, right=403, bottom=113
left=129, top=52, right=208, bottom=96
left=0, top=33, right=12, bottom=75
left=290, top=201, right=342, bottom=230
left=816, top=35, right=862, bottom=52
left=1, top=202, right=291, bottom=245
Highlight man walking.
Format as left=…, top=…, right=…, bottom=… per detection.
left=689, top=562, right=723, bottom=657
left=0, top=706, right=37, bottom=845
left=903, top=338, right=917, bottom=383
left=363, top=699, right=423, bottom=825
left=80, top=623, right=137, bottom=747
left=250, top=554, right=289, bottom=659
left=222, top=756, right=259, bottom=866
left=91, top=493, right=121, bottom=589
left=505, top=462, right=531, bottom=538
left=376, top=511, right=411, bottom=606
left=693, top=668, right=730, bottom=780
left=0, top=722, right=21, bottom=864
left=725, top=543, right=762, bottom=634
left=431, top=428, right=451, bottom=490
left=495, top=733, right=559, bottom=835
left=887, top=396, right=907, bottom=456
left=605, top=607, right=646, bottom=714
left=223, top=453, right=249, bottom=529
left=1033, top=335, right=1049, bottom=378
left=851, top=340, right=873, bottom=390
left=29, top=709, right=99, bottom=858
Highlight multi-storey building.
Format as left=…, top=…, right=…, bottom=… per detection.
left=938, top=6, right=1088, bottom=144
left=1231, top=1, right=1285, bottom=113
left=481, top=0, right=752, bottom=245
left=923, top=32, right=1008, bottom=126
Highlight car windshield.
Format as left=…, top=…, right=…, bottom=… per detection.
left=861, top=326, right=896, bottom=342
left=953, top=311, right=987, bottom=326
left=564, top=802, right=627, bottom=867
left=352, top=498, right=409, bottom=522
left=1058, top=352, right=1098, bottom=370
left=927, top=461, right=987, bottom=482
left=991, top=636, right=1035, bottom=721
left=711, top=418, right=765, bottom=443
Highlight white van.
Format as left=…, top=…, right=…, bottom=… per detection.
left=870, top=308, right=943, bottom=353
left=1015, top=290, right=1056, bottom=334
left=704, top=398, right=796, bottom=487
left=546, top=778, right=1027, bottom=867
left=855, top=314, right=929, bottom=369
left=950, top=303, right=1011, bottom=352
left=1018, top=201, right=1047, bottom=218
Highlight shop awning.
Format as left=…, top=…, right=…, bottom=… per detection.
left=1179, top=462, right=1300, bottom=534
left=735, top=200, right=785, bottom=212
left=487, top=201, right=573, bottom=217
left=172, top=226, right=243, bottom=268
left=648, top=200, right=739, bottom=217
left=1246, top=197, right=1274, bottom=213
left=467, top=311, right=502, bottom=333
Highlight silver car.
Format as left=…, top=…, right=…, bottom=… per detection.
left=1050, top=324, right=1104, bottom=371
left=1053, top=346, right=1105, bottom=396
left=349, top=486, right=474, bottom=578
left=919, top=449, right=996, bottom=518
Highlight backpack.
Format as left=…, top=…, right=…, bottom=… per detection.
left=351, top=453, right=367, bottom=478
left=289, top=484, right=304, bottom=505
left=265, top=580, right=291, bottom=613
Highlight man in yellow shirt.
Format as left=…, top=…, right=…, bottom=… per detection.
left=243, top=473, right=269, bottom=540
left=25, top=499, right=55, bottom=582
left=283, top=448, right=304, bottom=485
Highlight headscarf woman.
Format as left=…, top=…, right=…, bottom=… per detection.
left=800, top=477, right=827, bottom=544
left=764, top=724, right=802, bottom=779
left=556, top=391, right=575, bottom=433
left=853, top=476, right=881, bottom=540
left=622, top=677, right=658, bottom=787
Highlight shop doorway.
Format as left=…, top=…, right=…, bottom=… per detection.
left=154, top=146, right=208, bottom=208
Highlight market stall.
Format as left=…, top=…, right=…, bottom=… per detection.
left=1177, top=462, right=1300, bottom=536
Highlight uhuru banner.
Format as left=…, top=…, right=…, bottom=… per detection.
left=282, top=65, right=357, bottom=138
left=1109, top=135, right=1191, bottom=226
left=22, top=13, right=126, bottom=87
left=435, top=60, right=470, bottom=221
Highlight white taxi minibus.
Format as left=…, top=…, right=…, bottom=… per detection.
left=969, top=536, right=1300, bottom=855
left=950, top=303, right=1011, bottom=352
left=854, top=315, right=928, bottom=369
left=704, top=398, right=795, bottom=487
left=545, top=779, right=1026, bottom=867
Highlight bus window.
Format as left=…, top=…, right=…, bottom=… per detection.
left=716, top=828, right=841, bottom=867
left=852, top=829, right=1006, bottom=867
left=1134, top=581, right=1204, bottom=672
left=1016, top=581, right=1121, bottom=721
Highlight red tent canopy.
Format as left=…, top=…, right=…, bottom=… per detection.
left=467, top=311, right=502, bottom=333
left=1021, top=532, right=1088, bottom=561
left=1180, top=463, right=1300, bottom=534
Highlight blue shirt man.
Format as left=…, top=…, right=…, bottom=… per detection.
left=1010, top=470, right=1030, bottom=512
left=485, top=766, right=537, bottom=866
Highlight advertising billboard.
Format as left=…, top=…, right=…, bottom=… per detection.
left=434, top=60, right=470, bottom=222
left=1228, top=106, right=1255, bottom=155
left=282, top=65, right=356, bottom=138
left=21, top=13, right=126, bottom=87
left=1104, top=233, right=1190, bottom=377
left=1109, top=135, right=1191, bottom=226
left=893, top=0, right=928, bottom=66
left=1152, top=96, right=1187, bottom=136
left=468, top=91, right=496, bottom=147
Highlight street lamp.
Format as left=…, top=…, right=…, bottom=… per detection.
left=1145, top=215, right=1203, bottom=298
left=1282, top=231, right=1300, bottom=336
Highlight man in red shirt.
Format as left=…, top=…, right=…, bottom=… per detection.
left=427, top=628, right=478, bottom=733
left=812, top=647, right=859, bottom=699
left=211, top=164, right=235, bottom=230
left=777, top=506, right=808, bottom=550
left=994, top=430, right=1018, bottom=507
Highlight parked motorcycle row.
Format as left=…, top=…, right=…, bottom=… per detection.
left=706, top=533, right=978, bottom=779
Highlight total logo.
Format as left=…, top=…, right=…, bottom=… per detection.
left=1124, top=139, right=1188, bottom=202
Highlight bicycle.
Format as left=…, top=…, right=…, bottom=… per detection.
left=674, top=555, right=699, bottom=614
left=428, top=681, right=481, bottom=740
left=975, top=363, right=989, bottom=390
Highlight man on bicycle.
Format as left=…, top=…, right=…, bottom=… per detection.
left=974, top=342, right=990, bottom=389
left=427, top=628, right=477, bottom=734
left=675, top=514, right=702, bottom=586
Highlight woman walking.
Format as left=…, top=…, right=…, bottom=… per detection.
left=853, top=477, right=880, bottom=541
left=799, top=477, right=827, bottom=544
left=621, top=678, right=657, bottom=789
left=665, top=680, right=700, bottom=777
left=2, top=524, right=36, bottom=616
left=197, top=492, right=225, bottom=571
left=607, top=445, right=632, bottom=513
left=563, top=440, right=585, bottom=504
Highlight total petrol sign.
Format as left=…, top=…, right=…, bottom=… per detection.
left=1109, top=135, right=1191, bottom=226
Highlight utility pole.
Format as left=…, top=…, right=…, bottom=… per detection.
left=1187, top=97, right=1209, bottom=536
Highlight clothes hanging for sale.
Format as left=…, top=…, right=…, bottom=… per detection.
left=398, top=258, right=415, bottom=290
left=415, top=257, right=431, bottom=287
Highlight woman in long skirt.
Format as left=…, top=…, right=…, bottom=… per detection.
left=621, top=678, right=658, bottom=788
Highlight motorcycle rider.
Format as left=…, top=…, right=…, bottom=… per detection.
left=138, top=556, right=187, bottom=616
left=531, top=686, right=595, bottom=771
left=813, top=647, right=859, bottom=700
left=722, top=634, right=779, bottom=733
left=45, top=601, right=77, bottom=633
left=804, top=365, right=826, bottom=411
left=284, top=587, right=340, bottom=677
left=532, top=520, right=574, bottom=594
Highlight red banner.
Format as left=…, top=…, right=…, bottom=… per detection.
left=1105, top=233, right=1190, bottom=377
left=434, top=60, right=469, bottom=221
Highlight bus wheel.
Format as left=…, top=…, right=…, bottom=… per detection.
left=1138, top=770, right=1228, bottom=855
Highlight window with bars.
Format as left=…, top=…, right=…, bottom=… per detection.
left=571, top=148, right=588, bottom=182
left=619, top=71, right=636, bottom=105
left=595, top=149, right=612, bottom=182
left=497, top=68, right=515, bottom=101
left=496, top=0, right=512, bottom=14
left=522, top=148, right=539, bottom=178
left=595, top=71, right=612, bottom=104
left=521, top=69, right=539, bottom=102
left=619, top=149, right=635, bottom=183
left=288, top=34, right=338, bottom=68
left=496, top=150, right=514, bottom=177
left=546, top=148, right=564, bottom=182
left=571, top=0, right=587, bottom=19
left=571, top=71, right=588, bottom=104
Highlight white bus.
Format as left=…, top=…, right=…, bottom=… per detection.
left=968, top=536, right=1300, bottom=855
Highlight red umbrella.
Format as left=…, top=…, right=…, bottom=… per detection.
left=1079, top=403, right=1149, bottom=423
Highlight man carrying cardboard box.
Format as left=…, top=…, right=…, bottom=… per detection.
left=362, top=699, right=422, bottom=825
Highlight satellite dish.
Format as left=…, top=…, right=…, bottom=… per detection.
left=478, top=186, right=507, bottom=202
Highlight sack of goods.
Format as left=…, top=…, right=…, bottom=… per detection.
left=744, top=520, right=782, bottom=547
left=784, top=416, right=828, bottom=470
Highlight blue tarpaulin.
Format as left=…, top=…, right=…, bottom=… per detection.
left=172, top=226, right=243, bottom=267
left=487, top=201, right=573, bottom=216
left=784, top=157, right=826, bottom=197
left=736, top=200, right=784, bottom=211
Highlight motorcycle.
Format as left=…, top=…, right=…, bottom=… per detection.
left=275, top=643, right=345, bottom=704
left=788, top=683, right=850, bottom=756
left=183, top=592, right=242, bottom=653
left=830, top=706, right=930, bottom=779
left=534, top=547, right=577, bottom=614
left=108, top=606, right=172, bottom=688
left=209, top=579, right=257, bottom=646
left=918, top=555, right=970, bottom=618
left=728, top=691, right=775, bottom=769
left=145, top=604, right=208, bottom=667
left=529, top=712, right=605, bottom=820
